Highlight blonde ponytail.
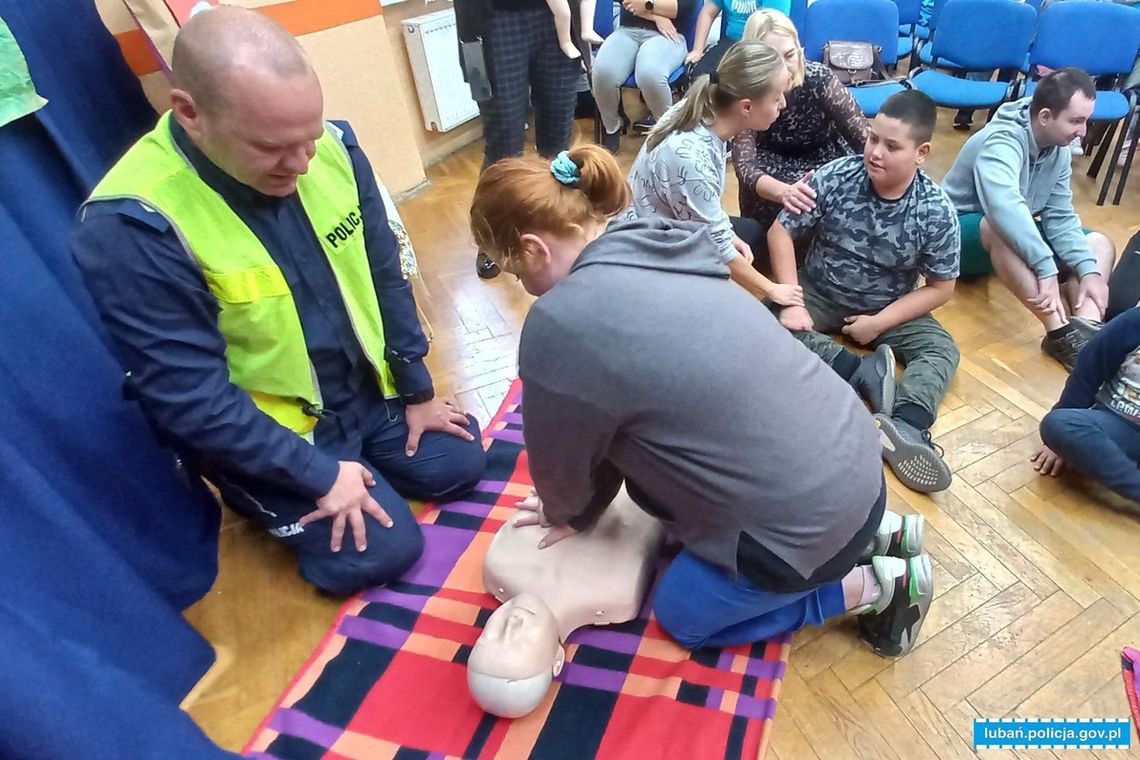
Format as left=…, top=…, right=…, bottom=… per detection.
left=646, top=40, right=786, bottom=152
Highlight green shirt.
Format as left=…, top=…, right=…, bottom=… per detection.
left=0, top=16, right=47, bottom=128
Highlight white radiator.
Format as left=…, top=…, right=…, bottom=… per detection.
left=403, top=9, right=480, bottom=132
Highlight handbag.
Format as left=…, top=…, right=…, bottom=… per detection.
left=823, top=40, right=890, bottom=86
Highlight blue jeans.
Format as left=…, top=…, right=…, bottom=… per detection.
left=1040, top=405, right=1140, bottom=504
left=652, top=550, right=848, bottom=649
left=213, top=396, right=486, bottom=594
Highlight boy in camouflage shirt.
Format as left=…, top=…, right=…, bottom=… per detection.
left=767, top=91, right=961, bottom=493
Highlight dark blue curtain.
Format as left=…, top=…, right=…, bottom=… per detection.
left=0, top=1, right=236, bottom=757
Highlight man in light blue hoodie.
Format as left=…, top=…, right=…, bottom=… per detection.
left=942, top=68, right=1116, bottom=372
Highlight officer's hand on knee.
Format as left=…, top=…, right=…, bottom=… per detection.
left=302, top=461, right=394, bottom=552
left=404, top=396, right=476, bottom=456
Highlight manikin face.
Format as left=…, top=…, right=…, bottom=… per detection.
left=1035, top=93, right=1095, bottom=148
left=172, top=64, right=325, bottom=197
left=864, top=114, right=930, bottom=193
left=468, top=593, right=564, bottom=680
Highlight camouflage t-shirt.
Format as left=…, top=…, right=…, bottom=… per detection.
left=777, top=155, right=961, bottom=314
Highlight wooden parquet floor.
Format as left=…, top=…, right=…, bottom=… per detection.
left=184, top=112, right=1140, bottom=758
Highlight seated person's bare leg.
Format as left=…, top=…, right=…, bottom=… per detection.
left=1068, top=232, right=1116, bottom=322
left=981, top=218, right=1067, bottom=331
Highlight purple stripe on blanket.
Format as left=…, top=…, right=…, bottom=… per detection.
left=472, top=479, right=509, bottom=493
left=339, top=614, right=413, bottom=650
left=359, top=586, right=432, bottom=610
left=559, top=662, right=628, bottom=692
left=401, top=523, right=479, bottom=587
left=488, top=427, right=525, bottom=445
left=268, top=707, right=342, bottom=749
left=567, top=627, right=644, bottom=654
left=745, top=657, right=785, bottom=681
left=733, top=694, right=777, bottom=721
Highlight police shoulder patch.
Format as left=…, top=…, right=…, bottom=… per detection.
left=113, top=200, right=172, bottom=234
left=329, top=119, right=359, bottom=148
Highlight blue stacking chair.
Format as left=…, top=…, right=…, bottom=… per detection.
left=895, top=0, right=923, bottom=61
left=788, top=0, right=809, bottom=37
left=912, top=0, right=959, bottom=68
left=804, top=0, right=906, bottom=116
left=911, top=0, right=1035, bottom=111
left=1021, top=1, right=1140, bottom=205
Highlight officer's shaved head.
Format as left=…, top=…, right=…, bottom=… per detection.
left=168, top=6, right=325, bottom=196
left=172, top=5, right=312, bottom=115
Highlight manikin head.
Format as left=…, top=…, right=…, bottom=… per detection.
left=169, top=6, right=324, bottom=197
left=1030, top=68, right=1096, bottom=149
left=468, top=593, right=565, bottom=718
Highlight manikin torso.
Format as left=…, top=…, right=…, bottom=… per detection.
left=467, top=486, right=665, bottom=717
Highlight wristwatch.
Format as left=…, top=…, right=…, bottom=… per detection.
left=400, top=387, right=436, bottom=406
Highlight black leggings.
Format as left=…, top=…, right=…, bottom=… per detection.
left=729, top=216, right=810, bottom=277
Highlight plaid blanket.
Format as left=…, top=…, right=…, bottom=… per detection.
left=245, top=380, right=791, bottom=760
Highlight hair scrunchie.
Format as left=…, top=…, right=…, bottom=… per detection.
left=550, top=150, right=581, bottom=186
left=708, top=70, right=719, bottom=85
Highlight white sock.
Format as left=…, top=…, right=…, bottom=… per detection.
left=858, top=565, right=882, bottom=609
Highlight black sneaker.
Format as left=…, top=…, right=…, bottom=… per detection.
left=632, top=115, right=657, bottom=134
left=874, top=413, right=952, bottom=493
left=860, top=509, right=925, bottom=562
left=1070, top=316, right=1103, bottom=342
left=600, top=127, right=621, bottom=154
left=953, top=110, right=973, bottom=131
left=1041, top=324, right=1089, bottom=373
left=476, top=251, right=500, bottom=279
left=856, top=554, right=934, bottom=657
left=849, top=345, right=897, bottom=415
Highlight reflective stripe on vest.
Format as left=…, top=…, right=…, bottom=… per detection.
left=85, top=112, right=397, bottom=436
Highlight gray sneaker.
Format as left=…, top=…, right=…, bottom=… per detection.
left=860, top=509, right=925, bottom=562
left=1041, top=325, right=1089, bottom=373
left=1070, top=316, right=1103, bottom=342
left=850, top=345, right=897, bottom=415
left=874, top=413, right=952, bottom=493
left=856, top=554, right=934, bottom=657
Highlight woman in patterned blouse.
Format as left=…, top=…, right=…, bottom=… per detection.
left=731, top=10, right=868, bottom=230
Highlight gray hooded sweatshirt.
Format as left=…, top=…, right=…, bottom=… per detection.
left=518, top=217, right=885, bottom=593
left=941, top=98, right=1096, bottom=280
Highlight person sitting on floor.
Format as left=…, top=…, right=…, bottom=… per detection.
left=767, top=90, right=961, bottom=494
left=941, top=68, right=1116, bottom=372
left=1032, top=307, right=1140, bottom=513
left=469, top=143, right=936, bottom=658
left=71, top=7, right=486, bottom=595
left=1106, top=230, right=1140, bottom=322
left=626, top=40, right=801, bottom=304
